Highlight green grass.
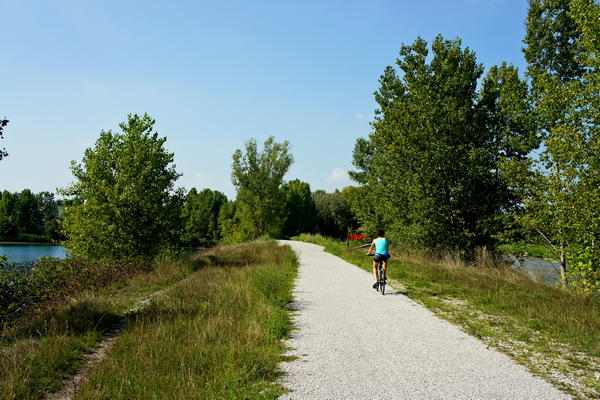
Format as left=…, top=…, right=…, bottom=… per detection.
left=293, top=234, right=600, bottom=399
left=74, top=240, right=297, bottom=400
left=0, top=258, right=192, bottom=400
left=1, top=241, right=297, bottom=400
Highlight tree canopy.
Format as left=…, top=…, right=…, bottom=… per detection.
left=281, top=179, right=317, bottom=238
left=226, top=136, right=293, bottom=241
left=180, top=188, right=228, bottom=246
left=0, top=190, right=61, bottom=242
left=61, top=113, right=183, bottom=260
left=520, top=0, right=598, bottom=288
left=350, top=35, right=536, bottom=256
left=313, top=189, right=356, bottom=239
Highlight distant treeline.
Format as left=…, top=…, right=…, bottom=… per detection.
left=0, top=190, right=63, bottom=242
left=180, top=185, right=356, bottom=247
left=0, top=184, right=353, bottom=247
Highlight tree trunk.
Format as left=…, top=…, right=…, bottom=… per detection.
left=554, top=161, right=568, bottom=289
left=560, top=240, right=567, bottom=289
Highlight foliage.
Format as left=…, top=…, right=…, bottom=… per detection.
left=180, top=188, right=227, bottom=246
left=60, top=114, right=183, bottom=261
left=497, top=243, right=557, bottom=261
left=0, top=256, right=147, bottom=330
left=561, top=0, right=600, bottom=292
left=0, top=190, right=62, bottom=242
left=313, top=189, right=357, bottom=238
left=350, top=36, right=536, bottom=256
left=226, top=137, right=293, bottom=241
left=217, top=200, right=252, bottom=244
left=521, top=0, right=600, bottom=291
left=280, top=179, right=317, bottom=238
left=0, top=117, right=7, bottom=161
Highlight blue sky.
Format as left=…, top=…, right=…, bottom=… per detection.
left=1, top=0, right=529, bottom=199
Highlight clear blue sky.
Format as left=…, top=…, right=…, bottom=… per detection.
left=0, top=0, right=529, bottom=200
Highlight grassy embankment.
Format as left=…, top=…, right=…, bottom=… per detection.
left=1, top=240, right=297, bottom=400
left=293, top=234, right=600, bottom=399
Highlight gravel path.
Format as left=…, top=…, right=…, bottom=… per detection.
left=278, top=240, right=569, bottom=400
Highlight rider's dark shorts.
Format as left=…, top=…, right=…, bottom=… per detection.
left=374, top=253, right=390, bottom=262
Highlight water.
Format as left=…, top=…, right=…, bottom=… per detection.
left=0, top=243, right=67, bottom=265
left=509, top=256, right=562, bottom=286
left=0, top=243, right=564, bottom=286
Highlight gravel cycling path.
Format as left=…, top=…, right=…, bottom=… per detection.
left=278, top=240, right=569, bottom=400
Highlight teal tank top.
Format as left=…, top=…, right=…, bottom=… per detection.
left=374, top=238, right=389, bottom=255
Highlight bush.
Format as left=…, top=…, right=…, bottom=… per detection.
left=0, top=257, right=149, bottom=331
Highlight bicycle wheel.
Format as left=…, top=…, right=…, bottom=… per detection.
left=378, top=263, right=385, bottom=295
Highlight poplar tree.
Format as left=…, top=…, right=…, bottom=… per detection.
left=61, top=114, right=183, bottom=261
left=522, top=0, right=600, bottom=290
left=228, top=137, right=293, bottom=240
left=350, top=36, right=535, bottom=256
left=180, top=188, right=227, bottom=246
left=567, top=0, right=600, bottom=291
left=281, top=180, right=317, bottom=238
left=522, top=0, right=585, bottom=286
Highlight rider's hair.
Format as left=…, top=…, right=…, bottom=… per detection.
left=377, top=229, right=385, bottom=237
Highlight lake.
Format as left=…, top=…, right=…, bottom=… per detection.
left=509, top=256, right=562, bottom=287
left=0, top=243, right=67, bottom=265
left=0, top=243, right=562, bottom=286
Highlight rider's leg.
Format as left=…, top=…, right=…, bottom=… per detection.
left=373, top=260, right=378, bottom=281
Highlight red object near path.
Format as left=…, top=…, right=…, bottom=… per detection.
left=347, top=233, right=365, bottom=241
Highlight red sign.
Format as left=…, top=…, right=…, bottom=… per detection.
left=347, top=233, right=365, bottom=241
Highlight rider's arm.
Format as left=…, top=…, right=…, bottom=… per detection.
left=366, top=240, right=375, bottom=255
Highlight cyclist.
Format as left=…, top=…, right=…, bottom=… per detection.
left=366, top=229, right=390, bottom=289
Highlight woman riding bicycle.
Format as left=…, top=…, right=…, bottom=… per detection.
left=366, top=229, right=390, bottom=289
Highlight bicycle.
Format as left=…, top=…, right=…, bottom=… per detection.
left=368, top=254, right=386, bottom=295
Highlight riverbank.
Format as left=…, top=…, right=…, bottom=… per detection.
left=498, top=242, right=558, bottom=261
left=0, top=240, right=297, bottom=400
left=293, top=234, right=600, bottom=399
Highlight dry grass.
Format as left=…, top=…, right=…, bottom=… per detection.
left=1, top=240, right=297, bottom=400
left=0, top=259, right=192, bottom=400
left=75, top=241, right=297, bottom=399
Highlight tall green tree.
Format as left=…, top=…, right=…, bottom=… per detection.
left=519, top=0, right=600, bottom=291
left=0, top=190, right=60, bottom=242
left=281, top=179, right=317, bottom=238
left=218, top=201, right=251, bottom=244
left=180, top=188, right=227, bottom=246
left=17, top=189, right=44, bottom=236
left=0, top=117, right=8, bottom=161
left=228, top=137, right=293, bottom=240
left=61, top=114, right=183, bottom=260
left=351, top=36, right=535, bottom=256
left=568, top=0, right=600, bottom=291
left=0, top=191, right=18, bottom=240
left=522, top=0, right=587, bottom=286
left=313, top=189, right=356, bottom=239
